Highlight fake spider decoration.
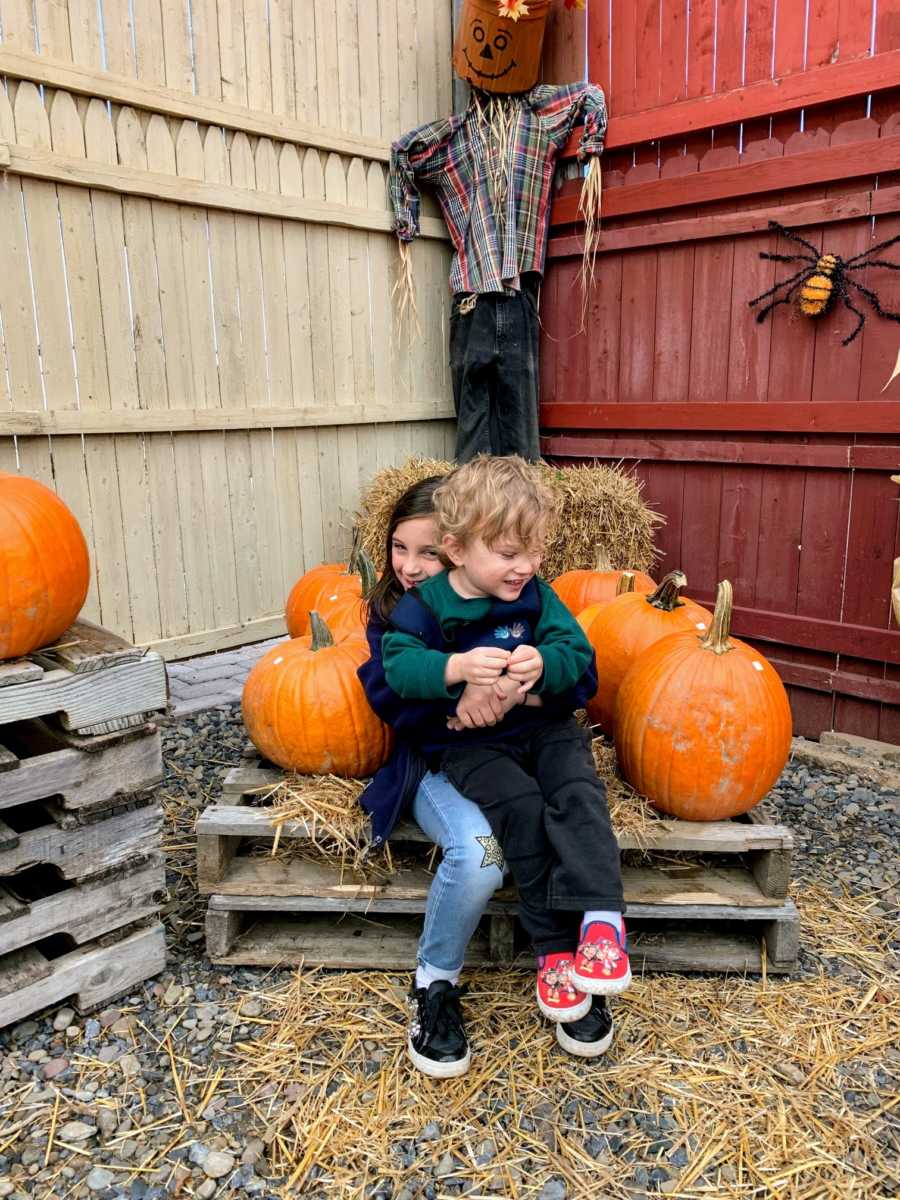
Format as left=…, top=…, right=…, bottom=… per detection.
left=748, top=219, right=900, bottom=345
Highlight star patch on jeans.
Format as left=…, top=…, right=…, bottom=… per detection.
left=476, top=834, right=504, bottom=871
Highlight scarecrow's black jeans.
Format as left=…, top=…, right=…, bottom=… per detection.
left=449, top=276, right=541, bottom=463
left=440, top=718, right=625, bottom=956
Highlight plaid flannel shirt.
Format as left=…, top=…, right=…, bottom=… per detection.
left=389, top=83, right=606, bottom=295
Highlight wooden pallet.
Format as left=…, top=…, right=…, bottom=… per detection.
left=0, top=855, right=166, bottom=957
left=0, top=620, right=168, bottom=735
left=0, top=796, right=162, bottom=880
left=206, top=906, right=797, bottom=975
left=0, top=922, right=166, bottom=1028
left=0, top=717, right=162, bottom=815
left=200, top=764, right=798, bottom=974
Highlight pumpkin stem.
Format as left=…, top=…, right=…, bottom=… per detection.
left=346, top=527, right=362, bottom=575
left=594, top=546, right=613, bottom=572
left=699, top=580, right=734, bottom=654
left=616, top=571, right=635, bottom=596
left=309, top=611, right=335, bottom=650
left=357, top=549, right=377, bottom=599
left=647, top=570, right=688, bottom=612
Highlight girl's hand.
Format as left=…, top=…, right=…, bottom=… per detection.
left=449, top=679, right=522, bottom=730
left=506, top=644, right=543, bottom=694
left=445, top=646, right=510, bottom=687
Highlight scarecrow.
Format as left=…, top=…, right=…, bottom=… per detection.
left=389, top=0, right=605, bottom=463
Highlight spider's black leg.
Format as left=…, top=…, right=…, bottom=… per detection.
left=837, top=289, right=866, bottom=345
left=767, top=220, right=822, bottom=259
left=748, top=266, right=808, bottom=311
left=848, top=259, right=900, bottom=272
left=759, top=251, right=817, bottom=265
left=844, top=230, right=900, bottom=266
left=753, top=279, right=805, bottom=323
left=846, top=277, right=900, bottom=323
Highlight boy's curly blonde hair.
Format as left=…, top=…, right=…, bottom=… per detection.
left=432, top=455, right=558, bottom=553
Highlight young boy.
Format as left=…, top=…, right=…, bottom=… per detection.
left=381, top=456, right=630, bottom=1022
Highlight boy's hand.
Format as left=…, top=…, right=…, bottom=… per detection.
left=506, top=644, right=543, bottom=694
left=448, top=678, right=523, bottom=731
left=446, top=646, right=510, bottom=687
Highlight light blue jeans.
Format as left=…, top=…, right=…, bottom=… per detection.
left=412, top=770, right=505, bottom=974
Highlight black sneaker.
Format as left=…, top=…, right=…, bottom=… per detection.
left=556, top=996, right=614, bottom=1058
left=407, top=980, right=471, bottom=1078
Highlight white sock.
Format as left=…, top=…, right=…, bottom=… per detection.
left=416, top=961, right=460, bottom=991
left=581, top=910, right=624, bottom=937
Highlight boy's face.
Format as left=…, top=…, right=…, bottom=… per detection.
left=443, top=533, right=541, bottom=602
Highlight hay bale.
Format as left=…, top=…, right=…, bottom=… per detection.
left=356, top=457, right=663, bottom=580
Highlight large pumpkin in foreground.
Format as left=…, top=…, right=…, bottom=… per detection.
left=582, top=571, right=712, bottom=731
left=615, top=581, right=792, bottom=821
left=242, top=614, right=392, bottom=776
left=0, top=473, right=90, bottom=660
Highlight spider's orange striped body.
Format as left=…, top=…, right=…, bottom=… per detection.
left=798, top=254, right=838, bottom=316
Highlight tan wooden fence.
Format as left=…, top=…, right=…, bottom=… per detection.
left=0, top=0, right=455, bottom=658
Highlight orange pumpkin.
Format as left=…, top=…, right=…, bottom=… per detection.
left=576, top=571, right=638, bottom=636
left=552, top=549, right=655, bottom=618
left=582, top=571, right=712, bottom=732
left=242, top=613, right=392, bottom=777
left=0, top=473, right=90, bottom=660
left=285, top=538, right=378, bottom=639
left=614, top=581, right=792, bottom=821
left=453, top=0, right=551, bottom=94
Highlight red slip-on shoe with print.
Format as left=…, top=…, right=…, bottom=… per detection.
left=570, top=920, right=632, bottom=995
left=536, top=952, right=592, bottom=1022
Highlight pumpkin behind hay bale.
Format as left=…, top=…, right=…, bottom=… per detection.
left=356, top=458, right=662, bottom=579
left=552, top=548, right=656, bottom=617
left=242, top=614, right=392, bottom=777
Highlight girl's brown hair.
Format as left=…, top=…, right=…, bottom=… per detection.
left=367, top=476, right=445, bottom=625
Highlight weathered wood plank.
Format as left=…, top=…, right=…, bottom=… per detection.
left=0, top=819, right=19, bottom=851
left=0, top=944, right=53, bottom=1000
left=0, top=923, right=166, bottom=1028
left=35, top=620, right=147, bottom=674
left=0, top=744, right=21, bottom=773
left=207, top=891, right=798, bottom=923
left=199, top=798, right=792, bottom=853
left=205, top=910, right=796, bottom=974
left=0, top=858, right=165, bottom=956
left=0, top=661, right=44, bottom=689
left=0, top=803, right=162, bottom=880
left=0, top=655, right=167, bottom=731
left=204, top=856, right=786, bottom=910
left=0, top=730, right=162, bottom=812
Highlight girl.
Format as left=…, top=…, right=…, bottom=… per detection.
left=358, top=479, right=613, bottom=1078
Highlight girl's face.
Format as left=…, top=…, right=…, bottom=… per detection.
left=391, top=516, right=444, bottom=591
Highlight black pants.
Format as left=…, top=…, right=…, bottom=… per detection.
left=449, top=278, right=541, bottom=464
left=441, top=719, right=625, bottom=956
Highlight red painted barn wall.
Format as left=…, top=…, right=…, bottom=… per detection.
left=541, top=0, right=900, bottom=741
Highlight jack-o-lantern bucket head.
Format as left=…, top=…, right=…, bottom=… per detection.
left=453, top=0, right=552, bottom=94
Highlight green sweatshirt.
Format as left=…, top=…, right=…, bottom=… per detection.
left=381, top=571, right=593, bottom=701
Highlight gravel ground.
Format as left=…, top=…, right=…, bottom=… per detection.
left=0, top=704, right=897, bottom=1199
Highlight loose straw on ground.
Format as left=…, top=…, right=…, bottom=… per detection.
left=225, top=883, right=899, bottom=1199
